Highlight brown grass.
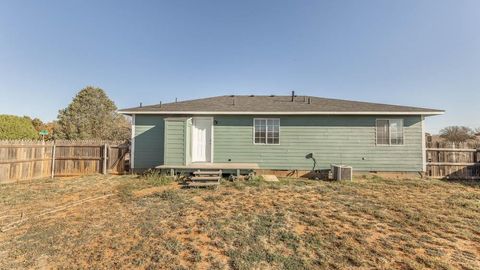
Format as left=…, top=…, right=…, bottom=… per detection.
left=0, top=174, right=479, bottom=269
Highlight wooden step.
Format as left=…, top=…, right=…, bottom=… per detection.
left=193, top=170, right=222, bottom=175
left=187, top=182, right=219, bottom=187
left=191, top=176, right=221, bottom=181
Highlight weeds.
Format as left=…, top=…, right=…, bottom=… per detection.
left=1, top=175, right=479, bottom=269
left=116, top=171, right=175, bottom=200
left=143, top=169, right=174, bottom=186
left=157, top=190, right=182, bottom=202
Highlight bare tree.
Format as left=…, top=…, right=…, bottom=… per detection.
left=439, top=126, right=475, bottom=144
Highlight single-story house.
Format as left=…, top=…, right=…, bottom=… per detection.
left=119, top=94, right=443, bottom=174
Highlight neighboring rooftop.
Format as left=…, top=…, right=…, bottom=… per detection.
left=119, top=95, right=444, bottom=115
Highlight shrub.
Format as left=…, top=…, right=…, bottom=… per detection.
left=0, top=115, right=38, bottom=140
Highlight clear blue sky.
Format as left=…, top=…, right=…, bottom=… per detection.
left=0, top=0, right=479, bottom=133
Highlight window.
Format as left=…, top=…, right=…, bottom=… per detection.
left=376, top=119, right=404, bottom=145
left=389, top=119, right=404, bottom=145
left=254, top=118, right=279, bottom=144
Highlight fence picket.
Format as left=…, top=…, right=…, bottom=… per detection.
left=0, top=141, right=129, bottom=183
left=51, top=145, right=56, bottom=179
left=426, top=147, right=480, bottom=179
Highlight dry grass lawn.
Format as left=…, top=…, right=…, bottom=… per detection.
left=0, top=174, right=479, bottom=269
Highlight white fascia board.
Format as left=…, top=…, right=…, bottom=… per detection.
left=119, top=111, right=444, bottom=116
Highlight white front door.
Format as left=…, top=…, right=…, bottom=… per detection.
left=192, top=117, right=212, bottom=162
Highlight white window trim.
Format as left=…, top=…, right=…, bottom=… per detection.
left=253, top=118, right=280, bottom=145
left=375, top=119, right=405, bottom=146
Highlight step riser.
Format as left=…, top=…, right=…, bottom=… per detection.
left=191, top=177, right=221, bottom=181
left=186, top=170, right=222, bottom=188
left=194, top=170, right=222, bottom=175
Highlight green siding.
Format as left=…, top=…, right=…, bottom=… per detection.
left=134, top=114, right=424, bottom=172
left=164, top=119, right=186, bottom=165
left=133, top=115, right=165, bottom=169
left=213, top=115, right=423, bottom=171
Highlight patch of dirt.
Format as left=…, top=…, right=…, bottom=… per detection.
left=132, top=183, right=180, bottom=198
left=0, top=175, right=479, bottom=269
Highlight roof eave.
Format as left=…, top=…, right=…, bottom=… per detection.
left=118, top=111, right=445, bottom=116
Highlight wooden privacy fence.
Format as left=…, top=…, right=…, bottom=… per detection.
left=0, top=141, right=130, bottom=183
left=426, top=148, right=480, bottom=179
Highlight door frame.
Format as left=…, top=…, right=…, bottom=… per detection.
left=191, top=117, right=214, bottom=163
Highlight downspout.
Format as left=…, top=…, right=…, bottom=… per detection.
left=131, top=114, right=135, bottom=171
left=421, top=115, right=426, bottom=172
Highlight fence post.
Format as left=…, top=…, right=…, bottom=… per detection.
left=103, top=143, right=108, bottom=175
left=51, top=144, right=56, bottom=179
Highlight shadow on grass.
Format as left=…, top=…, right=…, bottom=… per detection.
left=440, top=179, right=480, bottom=188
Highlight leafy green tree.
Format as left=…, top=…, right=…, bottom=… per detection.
left=55, top=86, right=130, bottom=140
left=31, top=118, right=44, bottom=132
left=43, top=121, right=59, bottom=140
left=28, top=117, right=57, bottom=140
left=439, top=126, right=475, bottom=144
left=0, top=115, right=39, bottom=140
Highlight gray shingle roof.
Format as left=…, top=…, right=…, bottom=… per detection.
left=119, top=95, right=443, bottom=115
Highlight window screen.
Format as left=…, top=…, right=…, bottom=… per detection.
left=376, top=119, right=404, bottom=145
left=254, top=119, right=266, bottom=144
left=376, top=120, right=390, bottom=145
left=389, top=119, right=404, bottom=145
left=254, top=118, right=279, bottom=144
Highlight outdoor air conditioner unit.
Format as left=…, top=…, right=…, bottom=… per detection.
left=330, top=164, right=353, bottom=181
